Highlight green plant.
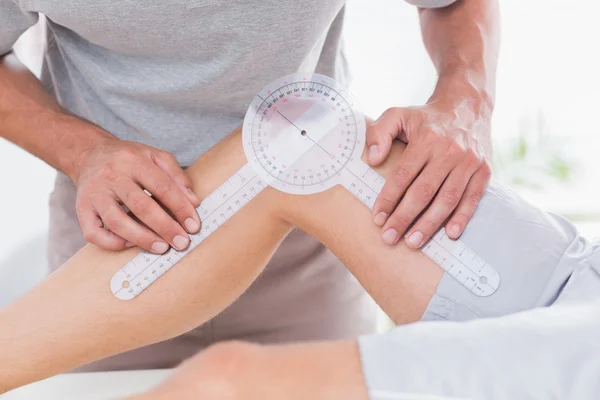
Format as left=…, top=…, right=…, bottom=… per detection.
left=492, top=112, right=577, bottom=189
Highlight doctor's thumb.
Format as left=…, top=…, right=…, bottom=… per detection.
left=365, top=109, right=404, bottom=166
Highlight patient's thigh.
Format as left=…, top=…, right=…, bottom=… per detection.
left=422, top=180, right=581, bottom=322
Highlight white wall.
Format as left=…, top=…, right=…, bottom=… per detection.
left=0, top=21, right=53, bottom=305
left=344, top=0, right=600, bottom=219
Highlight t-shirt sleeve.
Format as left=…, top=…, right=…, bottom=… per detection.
left=359, top=299, right=600, bottom=400
left=0, top=0, right=39, bottom=56
left=404, top=0, right=458, bottom=8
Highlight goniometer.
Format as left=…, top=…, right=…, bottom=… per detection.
left=110, top=73, right=500, bottom=300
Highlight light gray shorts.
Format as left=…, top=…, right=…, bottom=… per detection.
left=357, top=181, right=600, bottom=399
left=421, top=180, right=599, bottom=322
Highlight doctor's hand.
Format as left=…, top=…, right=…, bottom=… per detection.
left=71, top=137, right=201, bottom=254
left=367, top=95, right=493, bottom=248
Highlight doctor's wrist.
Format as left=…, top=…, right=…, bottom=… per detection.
left=54, top=113, right=117, bottom=183
left=431, top=67, right=495, bottom=115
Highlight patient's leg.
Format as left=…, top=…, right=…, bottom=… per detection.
left=126, top=211, right=594, bottom=400
left=2, top=115, right=575, bottom=391
left=5, top=116, right=572, bottom=391
left=0, top=125, right=440, bottom=392
left=0, top=131, right=292, bottom=392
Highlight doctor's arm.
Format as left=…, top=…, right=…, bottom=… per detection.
left=0, top=126, right=443, bottom=393
left=134, top=298, right=600, bottom=400
left=0, top=50, right=201, bottom=254
left=367, top=0, right=500, bottom=247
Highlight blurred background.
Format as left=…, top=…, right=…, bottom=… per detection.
left=1, top=0, right=599, bottom=306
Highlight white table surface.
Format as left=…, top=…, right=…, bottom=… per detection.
left=0, top=370, right=173, bottom=400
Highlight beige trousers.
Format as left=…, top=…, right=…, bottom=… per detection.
left=47, top=172, right=378, bottom=371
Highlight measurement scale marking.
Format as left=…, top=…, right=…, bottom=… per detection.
left=341, top=158, right=499, bottom=296
left=111, top=163, right=263, bottom=299
left=280, top=129, right=498, bottom=297
left=112, top=73, right=499, bottom=300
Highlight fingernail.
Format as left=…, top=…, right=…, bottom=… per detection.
left=382, top=229, right=399, bottom=245
left=152, top=242, right=169, bottom=254
left=125, top=241, right=135, bottom=248
left=448, top=224, right=460, bottom=238
left=184, top=217, right=200, bottom=233
left=173, top=235, right=189, bottom=250
left=406, top=231, right=424, bottom=248
left=368, top=145, right=380, bottom=161
left=374, top=212, right=388, bottom=226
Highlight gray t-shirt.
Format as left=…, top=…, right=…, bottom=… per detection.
left=1, top=0, right=455, bottom=163
left=3, top=0, right=351, bottom=165
left=1, top=0, right=457, bottom=369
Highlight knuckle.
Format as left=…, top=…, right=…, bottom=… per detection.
left=153, top=217, right=179, bottom=238
left=163, top=151, right=178, bottom=163
left=171, top=201, right=189, bottom=217
left=366, top=125, right=380, bottom=140
left=99, top=164, right=117, bottom=180
left=102, top=211, right=121, bottom=229
left=479, top=162, right=492, bottom=177
left=419, top=218, right=437, bottom=234
left=374, top=107, right=400, bottom=126
left=417, top=182, right=436, bottom=202
left=381, top=107, right=398, bottom=119
left=393, top=166, right=412, bottom=187
left=119, top=147, right=137, bottom=161
left=465, top=193, right=482, bottom=209
left=152, top=149, right=177, bottom=166
left=127, top=193, right=149, bottom=214
left=83, top=230, right=97, bottom=243
left=465, top=149, right=482, bottom=165
left=388, top=213, right=411, bottom=230
left=160, top=226, right=180, bottom=241
left=149, top=150, right=163, bottom=162
left=154, top=182, right=172, bottom=197
left=447, top=141, right=466, bottom=157
left=421, top=128, right=438, bottom=143
left=377, top=194, right=398, bottom=210
left=452, top=211, right=470, bottom=224
left=137, top=235, right=154, bottom=249
left=441, top=187, right=461, bottom=206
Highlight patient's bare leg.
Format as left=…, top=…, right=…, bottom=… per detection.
left=0, top=127, right=442, bottom=393
left=0, top=132, right=292, bottom=392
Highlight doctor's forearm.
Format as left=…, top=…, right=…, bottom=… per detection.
left=0, top=53, right=114, bottom=178
left=419, top=0, right=500, bottom=105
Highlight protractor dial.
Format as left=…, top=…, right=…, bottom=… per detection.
left=242, top=73, right=366, bottom=195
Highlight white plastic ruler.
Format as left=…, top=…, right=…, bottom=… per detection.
left=111, top=73, right=500, bottom=300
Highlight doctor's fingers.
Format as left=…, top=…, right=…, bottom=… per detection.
left=132, top=163, right=201, bottom=236
left=402, top=161, right=477, bottom=248
left=92, top=193, right=175, bottom=254
left=150, top=150, right=201, bottom=207
left=111, top=181, right=191, bottom=252
left=365, top=108, right=408, bottom=166
left=76, top=200, right=129, bottom=251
